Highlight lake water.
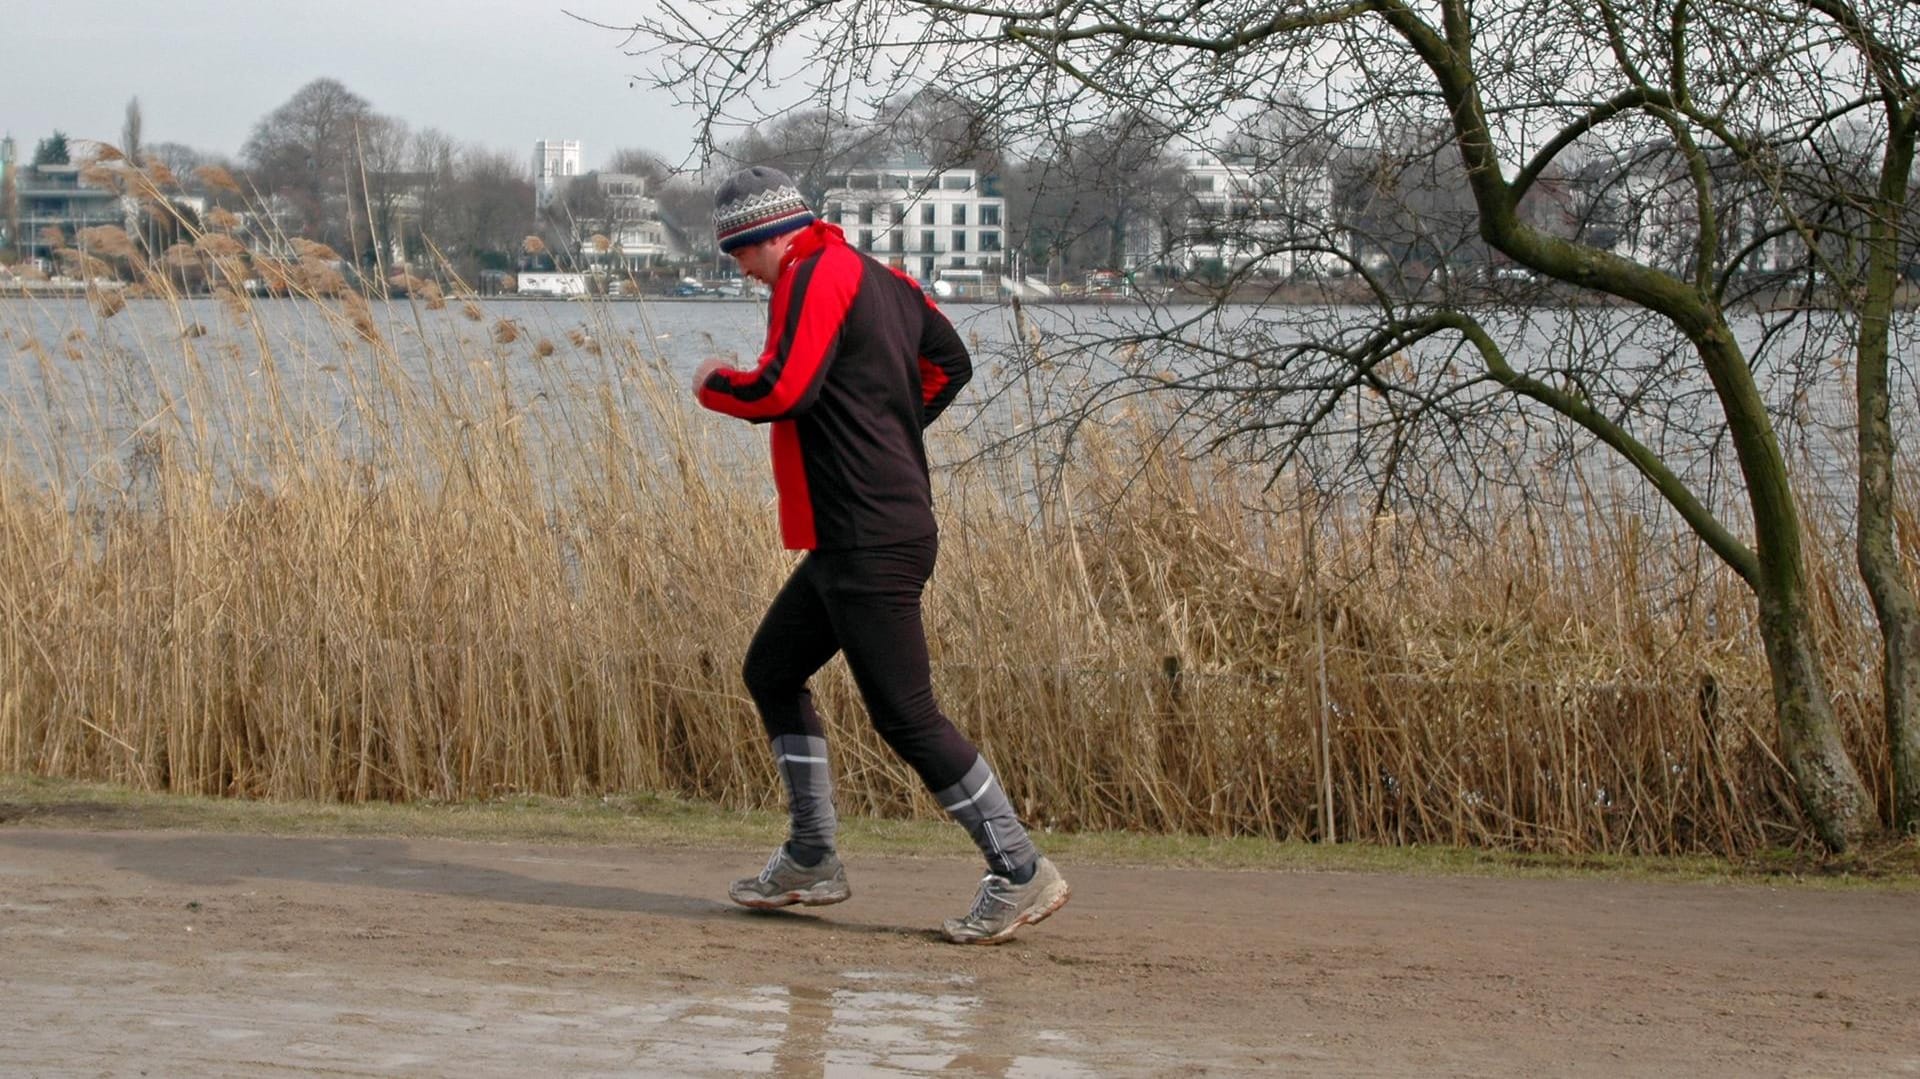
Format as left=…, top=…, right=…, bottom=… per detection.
left=0, top=293, right=1909, bottom=527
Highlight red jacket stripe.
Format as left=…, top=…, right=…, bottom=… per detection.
left=918, top=358, right=950, bottom=407
left=697, top=237, right=860, bottom=421
left=770, top=420, right=815, bottom=548
left=883, top=264, right=968, bottom=419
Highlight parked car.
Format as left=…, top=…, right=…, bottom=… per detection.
left=1085, top=269, right=1125, bottom=297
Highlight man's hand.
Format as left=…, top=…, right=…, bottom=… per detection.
left=691, top=357, right=726, bottom=398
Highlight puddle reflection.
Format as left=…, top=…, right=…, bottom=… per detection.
left=653, top=970, right=1094, bottom=1077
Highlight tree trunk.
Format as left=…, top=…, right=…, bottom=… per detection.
left=1855, top=111, right=1920, bottom=835
left=1758, top=591, right=1875, bottom=850
left=1870, top=584, right=1920, bottom=834
left=1714, top=321, right=1877, bottom=852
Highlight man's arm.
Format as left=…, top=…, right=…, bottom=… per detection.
left=901, top=281, right=971, bottom=427
left=916, top=304, right=971, bottom=427
left=696, top=246, right=861, bottom=422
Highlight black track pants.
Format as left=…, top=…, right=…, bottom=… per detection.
left=741, top=534, right=979, bottom=793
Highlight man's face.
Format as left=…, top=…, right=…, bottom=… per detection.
left=729, top=234, right=786, bottom=286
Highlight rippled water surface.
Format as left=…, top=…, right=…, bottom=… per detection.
left=0, top=294, right=1903, bottom=517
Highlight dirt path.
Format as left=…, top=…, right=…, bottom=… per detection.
left=1, top=825, right=1915, bottom=1077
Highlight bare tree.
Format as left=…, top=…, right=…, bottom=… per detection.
left=242, top=78, right=376, bottom=249
left=1010, top=109, right=1190, bottom=282
left=622, top=0, right=1920, bottom=848
left=144, top=142, right=213, bottom=184
left=405, top=127, right=460, bottom=264
left=116, top=97, right=165, bottom=259
left=651, top=172, right=720, bottom=263
left=872, top=85, right=1009, bottom=173
left=439, top=146, right=534, bottom=282
left=717, top=107, right=885, bottom=204
left=606, top=147, right=670, bottom=182
left=347, top=114, right=413, bottom=277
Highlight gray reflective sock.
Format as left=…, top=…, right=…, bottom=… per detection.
left=772, top=734, right=837, bottom=851
left=934, top=756, right=1038, bottom=878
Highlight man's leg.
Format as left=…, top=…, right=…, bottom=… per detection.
left=731, top=556, right=850, bottom=908
left=815, top=538, right=1068, bottom=941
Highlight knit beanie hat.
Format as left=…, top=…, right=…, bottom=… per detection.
left=713, top=166, right=816, bottom=254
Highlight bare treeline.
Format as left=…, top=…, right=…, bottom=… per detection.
left=12, top=79, right=673, bottom=285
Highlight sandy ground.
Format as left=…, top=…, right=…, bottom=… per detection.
left=1, top=818, right=1917, bottom=1078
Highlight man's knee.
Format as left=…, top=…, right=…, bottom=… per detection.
left=869, top=708, right=975, bottom=788
left=742, top=651, right=783, bottom=706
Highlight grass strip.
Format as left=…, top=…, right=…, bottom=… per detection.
left=4, top=773, right=1912, bottom=888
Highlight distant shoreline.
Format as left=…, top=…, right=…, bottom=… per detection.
left=4, top=282, right=1906, bottom=312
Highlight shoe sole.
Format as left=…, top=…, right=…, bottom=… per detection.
left=945, top=881, right=1072, bottom=945
left=730, top=885, right=852, bottom=910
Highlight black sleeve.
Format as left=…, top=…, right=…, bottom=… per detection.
left=918, top=304, right=972, bottom=427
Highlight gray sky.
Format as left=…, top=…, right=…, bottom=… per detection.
left=0, top=0, right=700, bottom=170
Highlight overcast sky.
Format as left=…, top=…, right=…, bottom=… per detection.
left=0, top=0, right=704, bottom=170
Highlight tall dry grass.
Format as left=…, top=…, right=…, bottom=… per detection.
left=2, top=191, right=1910, bottom=855
left=922, top=437, right=1894, bottom=855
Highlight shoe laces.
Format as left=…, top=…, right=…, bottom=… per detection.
left=964, top=873, right=1016, bottom=923
left=756, top=846, right=789, bottom=883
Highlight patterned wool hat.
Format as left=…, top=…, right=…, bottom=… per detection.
left=713, top=166, right=816, bottom=254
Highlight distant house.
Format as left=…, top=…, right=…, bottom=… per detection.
left=577, top=171, right=673, bottom=272
left=1573, top=141, right=1804, bottom=279
left=0, top=147, right=218, bottom=276
left=820, top=160, right=1006, bottom=287
left=11, top=162, right=123, bottom=271
left=536, top=156, right=678, bottom=275
left=1160, top=155, right=1334, bottom=279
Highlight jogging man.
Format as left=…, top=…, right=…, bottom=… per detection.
left=692, top=166, right=1070, bottom=944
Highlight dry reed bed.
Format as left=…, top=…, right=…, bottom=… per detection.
left=0, top=239, right=1909, bottom=855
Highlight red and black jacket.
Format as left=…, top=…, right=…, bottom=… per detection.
left=696, top=221, right=972, bottom=550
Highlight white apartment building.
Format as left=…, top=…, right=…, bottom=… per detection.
left=1590, top=143, right=1805, bottom=278
left=820, top=161, right=1006, bottom=291
left=1168, top=155, right=1334, bottom=279
left=578, top=171, right=671, bottom=271
left=533, top=139, right=581, bottom=208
